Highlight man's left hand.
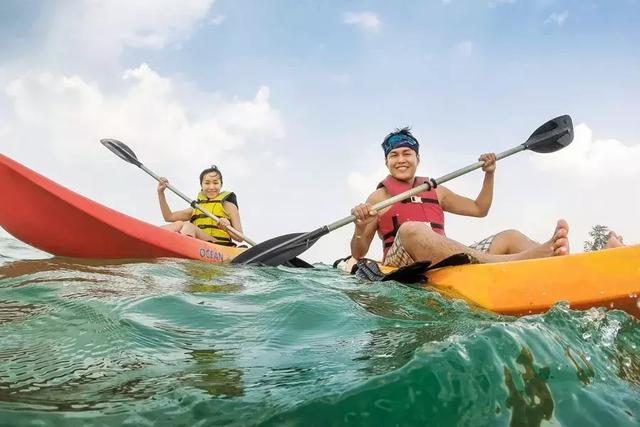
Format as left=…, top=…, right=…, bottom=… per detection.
left=479, top=153, right=497, bottom=173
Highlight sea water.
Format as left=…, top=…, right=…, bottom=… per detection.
left=0, top=237, right=638, bottom=426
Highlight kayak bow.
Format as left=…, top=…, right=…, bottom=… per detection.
left=0, top=154, right=245, bottom=262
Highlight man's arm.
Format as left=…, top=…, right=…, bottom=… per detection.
left=437, top=153, right=496, bottom=217
left=350, top=189, right=386, bottom=260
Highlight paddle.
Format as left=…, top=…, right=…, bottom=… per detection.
left=232, top=115, right=574, bottom=266
left=100, top=138, right=313, bottom=268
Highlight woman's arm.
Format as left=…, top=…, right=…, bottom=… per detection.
left=157, top=178, right=193, bottom=222
left=222, top=201, right=243, bottom=242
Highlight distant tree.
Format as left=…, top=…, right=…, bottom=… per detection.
left=584, top=225, right=609, bottom=251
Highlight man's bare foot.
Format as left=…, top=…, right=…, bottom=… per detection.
left=604, top=231, right=624, bottom=249
left=550, top=219, right=570, bottom=255
left=515, top=219, right=570, bottom=260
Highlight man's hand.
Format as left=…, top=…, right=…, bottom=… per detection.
left=479, top=153, right=497, bottom=173
left=351, top=203, right=378, bottom=227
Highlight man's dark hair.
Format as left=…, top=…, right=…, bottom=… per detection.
left=384, top=127, right=415, bottom=142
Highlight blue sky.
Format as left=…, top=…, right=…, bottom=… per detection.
left=1, top=0, right=639, bottom=262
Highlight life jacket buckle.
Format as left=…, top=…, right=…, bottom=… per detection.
left=410, top=196, right=422, bottom=203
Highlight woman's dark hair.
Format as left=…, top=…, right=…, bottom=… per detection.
left=199, top=165, right=223, bottom=185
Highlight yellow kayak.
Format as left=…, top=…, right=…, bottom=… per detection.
left=375, top=246, right=640, bottom=319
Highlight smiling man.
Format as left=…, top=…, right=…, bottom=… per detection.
left=349, top=128, right=570, bottom=267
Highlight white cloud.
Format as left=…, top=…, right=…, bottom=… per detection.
left=3, top=64, right=284, bottom=167
left=46, top=0, right=216, bottom=59
left=545, top=11, right=569, bottom=28
left=524, top=123, right=640, bottom=250
left=531, top=123, right=640, bottom=181
left=343, top=12, right=381, bottom=33
left=2, top=64, right=286, bottom=231
left=348, top=167, right=388, bottom=201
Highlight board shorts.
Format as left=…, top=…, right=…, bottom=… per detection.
left=384, top=225, right=496, bottom=268
left=468, top=234, right=496, bottom=253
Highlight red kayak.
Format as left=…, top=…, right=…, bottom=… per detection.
left=0, top=154, right=246, bottom=262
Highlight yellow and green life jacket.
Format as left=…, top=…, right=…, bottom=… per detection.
left=190, top=191, right=237, bottom=246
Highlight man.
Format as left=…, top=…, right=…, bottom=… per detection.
left=350, top=127, right=569, bottom=267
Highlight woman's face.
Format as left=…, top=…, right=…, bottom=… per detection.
left=201, top=172, right=222, bottom=197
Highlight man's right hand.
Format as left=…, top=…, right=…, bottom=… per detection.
left=351, top=203, right=378, bottom=227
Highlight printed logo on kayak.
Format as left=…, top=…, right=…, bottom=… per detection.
left=199, top=248, right=224, bottom=261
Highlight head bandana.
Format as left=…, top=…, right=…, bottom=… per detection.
left=381, top=133, right=420, bottom=157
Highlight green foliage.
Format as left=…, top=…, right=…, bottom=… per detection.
left=584, top=225, right=609, bottom=252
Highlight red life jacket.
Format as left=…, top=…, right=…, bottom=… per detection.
left=377, top=175, right=445, bottom=257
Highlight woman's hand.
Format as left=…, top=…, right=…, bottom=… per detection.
left=217, top=218, right=231, bottom=229
left=157, top=177, right=169, bottom=193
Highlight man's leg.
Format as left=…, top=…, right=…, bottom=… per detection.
left=399, top=220, right=569, bottom=265
left=604, top=231, right=625, bottom=249
left=487, top=229, right=538, bottom=255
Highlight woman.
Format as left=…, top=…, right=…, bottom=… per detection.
left=157, top=165, right=243, bottom=246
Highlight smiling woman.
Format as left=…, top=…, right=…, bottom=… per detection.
left=157, top=164, right=244, bottom=246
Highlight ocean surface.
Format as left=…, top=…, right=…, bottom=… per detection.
left=0, top=236, right=638, bottom=427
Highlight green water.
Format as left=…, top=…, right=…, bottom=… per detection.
left=0, top=237, right=638, bottom=426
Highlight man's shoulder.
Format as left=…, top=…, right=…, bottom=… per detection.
left=368, top=187, right=390, bottom=204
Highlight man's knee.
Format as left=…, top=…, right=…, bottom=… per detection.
left=398, top=221, right=433, bottom=242
left=492, top=229, right=533, bottom=254
left=497, top=229, right=524, bottom=238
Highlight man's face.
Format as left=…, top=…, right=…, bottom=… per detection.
left=385, top=147, right=419, bottom=181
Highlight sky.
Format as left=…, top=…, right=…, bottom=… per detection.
left=1, top=0, right=639, bottom=263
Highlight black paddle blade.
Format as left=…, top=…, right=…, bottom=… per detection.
left=231, top=228, right=328, bottom=266
left=100, top=139, right=142, bottom=167
left=524, top=115, right=573, bottom=153
left=284, top=257, right=315, bottom=269
left=353, top=259, right=431, bottom=284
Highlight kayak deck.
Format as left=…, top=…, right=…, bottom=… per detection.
left=0, top=154, right=245, bottom=263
